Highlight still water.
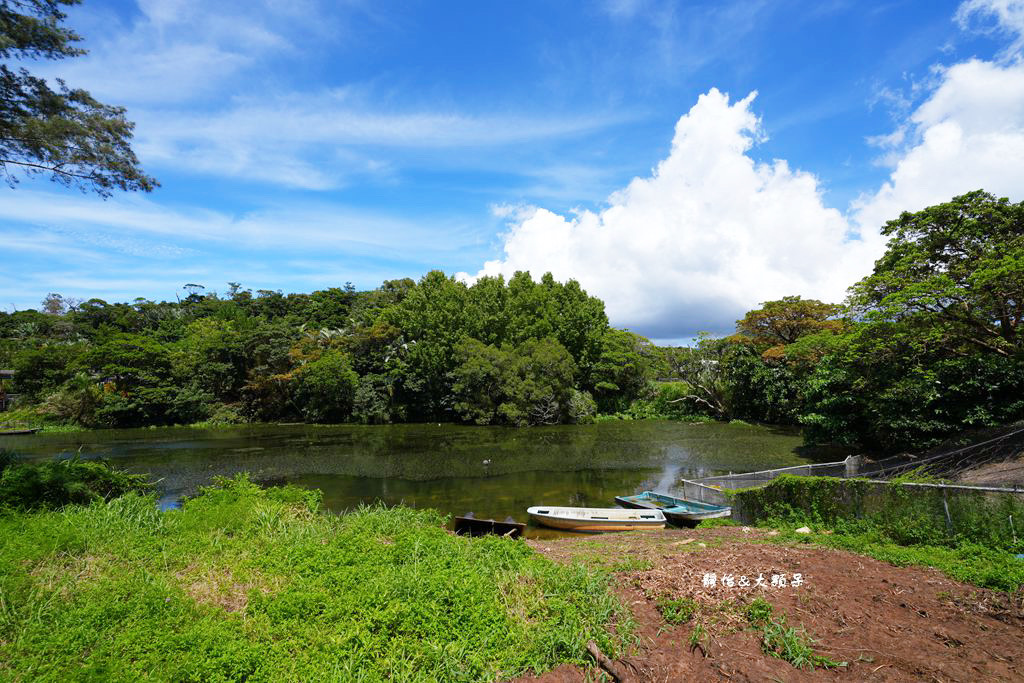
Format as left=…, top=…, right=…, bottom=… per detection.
left=1, top=421, right=822, bottom=534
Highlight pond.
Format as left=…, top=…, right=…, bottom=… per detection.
left=0, top=421, right=828, bottom=536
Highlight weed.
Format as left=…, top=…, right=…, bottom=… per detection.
left=744, top=597, right=845, bottom=670
left=688, top=622, right=707, bottom=655
left=695, top=518, right=740, bottom=529
left=745, top=597, right=773, bottom=625
left=656, top=597, right=697, bottom=624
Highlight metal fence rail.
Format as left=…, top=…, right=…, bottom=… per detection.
left=667, top=426, right=1024, bottom=510
left=729, top=476, right=1024, bottom=540
left=691, top=457, right=857, bottom=492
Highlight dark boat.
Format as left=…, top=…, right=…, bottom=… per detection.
left=615, top=491, right=731, bottom=525
left=454, top=512, right=526, bottom=539
left=0, top=427, right=40, bottom=435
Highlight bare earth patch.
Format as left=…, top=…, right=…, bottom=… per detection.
left=175, top=564, right=283, bottom=613
left=957, top=453, right=1024, bottom=488
left=29, top=553, right=107, bottom=597
left=512, top=527, right=1024, bottom=682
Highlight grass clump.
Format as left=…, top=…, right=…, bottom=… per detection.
left=695, top=518, right=741, bottom=529
left=745, top=598, right=845, bottom=670
left=0, top=474, right=629, bottom=682
left=656, top=597, right=697, bottom=624
left=745, top=596, right=773, bottom=625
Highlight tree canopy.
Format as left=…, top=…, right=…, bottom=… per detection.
left=0, top=0, right=156, bottom=195
left=3, top=191, right=1023, bottom=453
left=735, top=296, right=844, bottom=348
left=849, top=190, right=1024, bottom=358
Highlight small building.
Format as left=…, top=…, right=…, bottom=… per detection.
left=0, top=370, right=17, bottom=412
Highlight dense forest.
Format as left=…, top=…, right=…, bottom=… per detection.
left=2, top=190, right=1022, bottom=453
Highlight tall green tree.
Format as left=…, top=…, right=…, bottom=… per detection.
left=848, top=190, right=1024, bottom=358
left=734, top=296, right=845, bottom=360
left=291, top=349, right=359, bottom=423
left=1, top=0, right=157, bottom=194
left=800, top=190, right=1024, bottom=450
left=588, top=328, right=654, bottom=412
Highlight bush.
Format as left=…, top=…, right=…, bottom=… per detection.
left=0, top=457, right=152, bottom=510
left=38, top=373, right=104, bottom=426
left=567, top=389, right=597, bottom=424
left=93, top=385, right=213, bottom=428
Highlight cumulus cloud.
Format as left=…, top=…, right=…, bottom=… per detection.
left=462, top=3, right=1024, bottom=341
left=852, top=57, right=1024, bottom=232
left=462, top=90, right=880, bottom=339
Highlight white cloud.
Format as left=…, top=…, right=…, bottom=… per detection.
left=461, top=89, right=880, bottom=339
left=852, top=59, right=1024, bottom=235
left=461, top=3, right=1024, bottom=341
left=48, top=0, right=295, bottom=105
left=0, top=190, right=488, bottom=260
left=129, top=91, right=631, bottom=189
left=956, top=0, right=1024, bottom=57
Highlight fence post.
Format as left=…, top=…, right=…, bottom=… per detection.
left=844, top=455, right=863, bottom=478
left=941, top=489, right=954, bottom=538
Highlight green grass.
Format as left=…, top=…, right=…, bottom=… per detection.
left=695, top=518, right=741, bottom=529
left=656, top=597, right=697, bottom=624
left=760, top=526, right=1024, bottom=593
left=0, top=475, right=631, bottom=682
left=745, top=598, right=845, bottom=670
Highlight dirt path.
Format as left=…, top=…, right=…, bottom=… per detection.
left=514, top=527, right=1024, bottom=682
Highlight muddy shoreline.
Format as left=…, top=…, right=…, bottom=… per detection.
left=517, top=527, right=1024, bottom=682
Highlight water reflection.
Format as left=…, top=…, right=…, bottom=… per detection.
left=2, top=421, right=815, bottom=534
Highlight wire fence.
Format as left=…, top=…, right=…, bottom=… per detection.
left=673, top=425, right=1024, bottom=513
left=681, top=424, right=1024, bottom=494
left=729, top=476, right=1024, bottom=551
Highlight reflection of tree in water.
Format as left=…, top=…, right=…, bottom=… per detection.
left=567, top=491, right=588, bottom=507
left=9, top=422, right=807, bottom=503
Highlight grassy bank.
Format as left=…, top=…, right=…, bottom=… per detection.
left=721, top=474, right=1024, bottom=592
left=0, top=476, right=630, bottom=682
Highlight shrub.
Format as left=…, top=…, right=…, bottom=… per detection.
left=0, top=457, right=152, bottom=510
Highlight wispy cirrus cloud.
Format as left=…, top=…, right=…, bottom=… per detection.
left=42, top=0, right=636, bottom=191
left=132, top=91, right=633, bottom=189
left=956, top=0, right=1024, bottom=58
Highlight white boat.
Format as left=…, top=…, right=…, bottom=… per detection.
left=527, top=506, right=666, bottom=532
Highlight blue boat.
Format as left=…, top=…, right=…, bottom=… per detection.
left=615, top=491, right=731, bottom=525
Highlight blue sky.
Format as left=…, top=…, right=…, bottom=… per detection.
left=3, top=0, right=1024, bottom=340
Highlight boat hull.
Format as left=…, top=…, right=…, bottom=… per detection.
left=454, top=514, right=525, bottom=539
left=527, top=506, right=666, bottom=533
left=615, top=492, right=732, bottom=525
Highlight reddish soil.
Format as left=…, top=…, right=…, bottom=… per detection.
left=510, top=527, right=1024, bottom=682
left=958, top=454, right=1024, bottom=488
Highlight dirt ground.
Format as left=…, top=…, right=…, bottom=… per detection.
left=958, top=454, right=1024, bottom=488
left=511, top=527, right=1024, bottom=682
